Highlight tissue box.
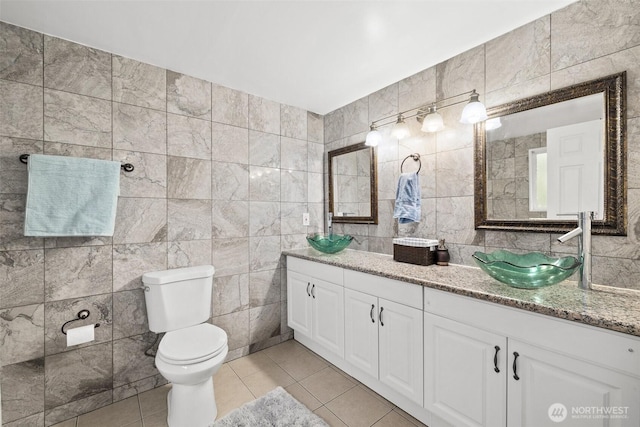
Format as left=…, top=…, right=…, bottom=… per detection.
left=393, top=238, right=439, bottom=266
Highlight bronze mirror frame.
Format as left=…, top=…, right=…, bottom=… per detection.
left=328, top=142, right=378, bottom=224
left=474, top=71, right=626, bottom=235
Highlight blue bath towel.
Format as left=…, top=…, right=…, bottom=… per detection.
left=24, top=154, right=121, bottom=236
left=393, top=172, right=421, bottom=224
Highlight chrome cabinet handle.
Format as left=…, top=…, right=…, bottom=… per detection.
left=306, top=282, right=311, bottom=297
left=494, top=346, right=500, bottom=373
left=370, top=304, right=375, bottom=323
left=512, top=352, right=520, bottom=380
left=311, top=284, right=315, bottom=299
left=379, top=307, right=384, bottom=326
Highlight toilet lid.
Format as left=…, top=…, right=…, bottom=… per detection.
left=158, top=323, right=227, bottom=364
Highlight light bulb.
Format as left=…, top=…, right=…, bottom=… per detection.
left=365, top=128, right=382, bottom=146
left=391, top=115, right=410, bottom=140
left=421, top=107, right=444, bottom=133
left=485, top=117, right=502, bottom=130
left=460, top=90, right=488, bottom=124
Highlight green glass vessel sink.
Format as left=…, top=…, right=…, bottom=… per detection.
left=306, top=233, right=353, bottom=254
left=472, top=250, right=581, bottom=289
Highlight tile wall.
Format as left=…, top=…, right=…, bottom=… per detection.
left=0, top=21, right=324, bottom=426
left=324, top=0, right=640, bottom=290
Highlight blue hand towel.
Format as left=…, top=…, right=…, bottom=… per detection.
left=24, top=154, right=121, bottom=236
left=393, top=172, right=421, bottom=224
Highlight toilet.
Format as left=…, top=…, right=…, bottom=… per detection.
left=142, top=265, right=228, bottom=427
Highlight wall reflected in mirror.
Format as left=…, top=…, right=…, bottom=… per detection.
left=328, top=142, right=378, bottom=224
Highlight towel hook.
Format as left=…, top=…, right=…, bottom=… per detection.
left=400, top=153, right=421, bottom=173
left=19, top=154, right=134, bottom=172
left=61, top=310, right=100, bottom=335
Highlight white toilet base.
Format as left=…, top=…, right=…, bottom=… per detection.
left=166, top=377, right=217, bottom=427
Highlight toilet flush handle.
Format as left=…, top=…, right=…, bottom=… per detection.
left=142, top=286, right=150, bottom=292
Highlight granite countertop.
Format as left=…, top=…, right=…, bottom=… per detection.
left=283, top=248, right=640, bottom=338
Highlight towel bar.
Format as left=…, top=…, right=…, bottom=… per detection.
left=19, top=154, right=134, bottom=172
left=401, top=153, right=421, bottom=173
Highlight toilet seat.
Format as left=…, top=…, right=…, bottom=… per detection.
left=158, top=323, right=227, bottom=365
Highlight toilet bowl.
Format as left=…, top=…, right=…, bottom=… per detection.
left=142, top=266, right=227, bottom=427
left=156, top=324, right=228, bottom=427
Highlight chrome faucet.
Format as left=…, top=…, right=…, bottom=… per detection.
left=557, top=211, right=593, bottom=290
left=327, top=212, right=333, bottom=236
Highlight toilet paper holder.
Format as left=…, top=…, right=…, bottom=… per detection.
left=61, top=310, right=101, bottom=335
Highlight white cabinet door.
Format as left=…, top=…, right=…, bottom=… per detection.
left=424, top=313, right=507, bottom=427
left=508, top=339, right=640, bottom=427
left=312, top=279, right=345, bottom=358
left=287, top=271, right=313, bottom=338
left=379, top=298, right=423, bottom=405
left=344, top=288, right=379, bottom=378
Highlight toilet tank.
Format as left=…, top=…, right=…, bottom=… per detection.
left=142, top=265, right=215, bottom=333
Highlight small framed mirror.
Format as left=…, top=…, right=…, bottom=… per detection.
left=328, top=142, right=378, bottom=224
left=474, top=72, right=626, bottom=235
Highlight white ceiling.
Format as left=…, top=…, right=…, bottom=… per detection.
left=0, top=0, right=576, bottom=115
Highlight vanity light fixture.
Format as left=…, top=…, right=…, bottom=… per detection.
left=365, top=89, right=488, bottom=141
left=420, top=105, right=445, bottom=133
left=390, top=114, right=411, bottom=139
left=365, top=124, right=382, bottom=146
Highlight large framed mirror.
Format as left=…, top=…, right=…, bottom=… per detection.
left=328, top=142, right=378, bottom=224
left=474, top=72, right=626, bottom=235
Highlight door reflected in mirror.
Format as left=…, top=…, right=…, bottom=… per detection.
left=328, top=142, right=378, bottom=224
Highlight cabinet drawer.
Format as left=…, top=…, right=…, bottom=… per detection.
left=287, top=256, right=343, bottom=285
left=345, top=269, right=422, bottom=309
left=424, top=287, right=640, bottom=377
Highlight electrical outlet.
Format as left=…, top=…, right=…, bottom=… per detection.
left=302, top=212, right=310, bottom=226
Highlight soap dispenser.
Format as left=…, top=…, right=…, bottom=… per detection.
left=436, top=239, right=450, bottom=266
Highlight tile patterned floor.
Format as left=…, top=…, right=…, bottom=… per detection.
left=51, top=339, right=427, bottom=427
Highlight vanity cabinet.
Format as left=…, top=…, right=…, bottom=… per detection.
left=424, top=287, right=640, bottom=427
left=344, top=270, right=423, bottom=406
left=424, top=312, right=507, bottom=427
left=287, top=258, right=345, bottom=359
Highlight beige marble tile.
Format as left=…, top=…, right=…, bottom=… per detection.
left=212, top=364, right=255, bottom=418
left=113, top=289, right=148, bottom=340
left=249, top=236, right=281, bottom=272
left=113, top=334, right=159, bottom=387
left=281, top=170, right=307, bottom=203
left=212, top=273, right=249, bottom=317
left=44, top=35, right=111, bottom=100
left=0, top=80, right=43, bottom=140
left=249, top=201, right=281, bottom=236
left=0, top=249, right=44, bottom=309
left=112, top=242, right=167, bottom=292
left=50, top=418, right=76, bottom=427
left=228, top=350, right=277, bottom=379
left=1, top=358, right=45, bottom=423
left=211, top=83, right=248, bottom=128
left=551, top=0, right=640, bottom=71
left=399, top=67, right=436, bottom=112
left=166, top=71, right=211, bottom=120
left=373, top=410, right=421, bottom=427
left=281, top=202, right=307, bottom=235
left=249, top=302, right=281, bottom=344
left=44, top=390, right=112, bottom=427
left=249, top=166, right=280, bottom=201
left=44, top=89, right=111, bottom=148
left=211, top=122, right=249, bottom=164
left=281, top=136, right=307, bottom=171
left=0, top=21, right=43, bottom=86
left=0, top=136, right=42, bottom=194
left=299, top=366, right=357, bottom=404
left=113, top=103, right=166, bottom=155
left=112, top=56, right=166, bottom=111
left=44, top=246, right=112, bottom=301
left=486, top=17, right=550, bottom=93
left=323, top=109, right=344, bottom=144
left=167, top=239, right=212, bottom=268
left=248, top=130, right=279, bottom=167
left=212, top=237, right=249, bottom=277
left=248, top=95, right=280, bottom=134
left=140, top=411, right=167, bottom=427
left=112, top=374, right=167, bottom=403
left=436, top=44, right=485, bottom=101
left=167, top=199, right=212, bottom=241
left=272, top=345, right=328, bottom=382
left=138, top=384, right=170, bottom=417
left=213, top=309, right=250, bottom=351
left=249, top=269, right=281, bottom=308
left=342, top=97, right=368, bottom=139
left=114, top=150, right=167, bottom=198
left=307, top=112, right=324, bottom=144
left=325, top=385, right=393, bottom=427
left=167, top=156, right=211, bottom=199
left=76, top=395, right=140, bottom=427
left=436, top=147, right=474, bottom=197
left=281, top=104, right=307, bottom=140
left=285, top=382, right=322, bottom=411
left=167, top=113, right=211, bottom=160
left=211, top=161, right=249, bottom=201
left=239, top=359, right=294, bottom=397
left=368, top=83, right=398, bottom=123
left=314, top=406, right=347, bottom=427
left=212, top=200, right=249, bottom=238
